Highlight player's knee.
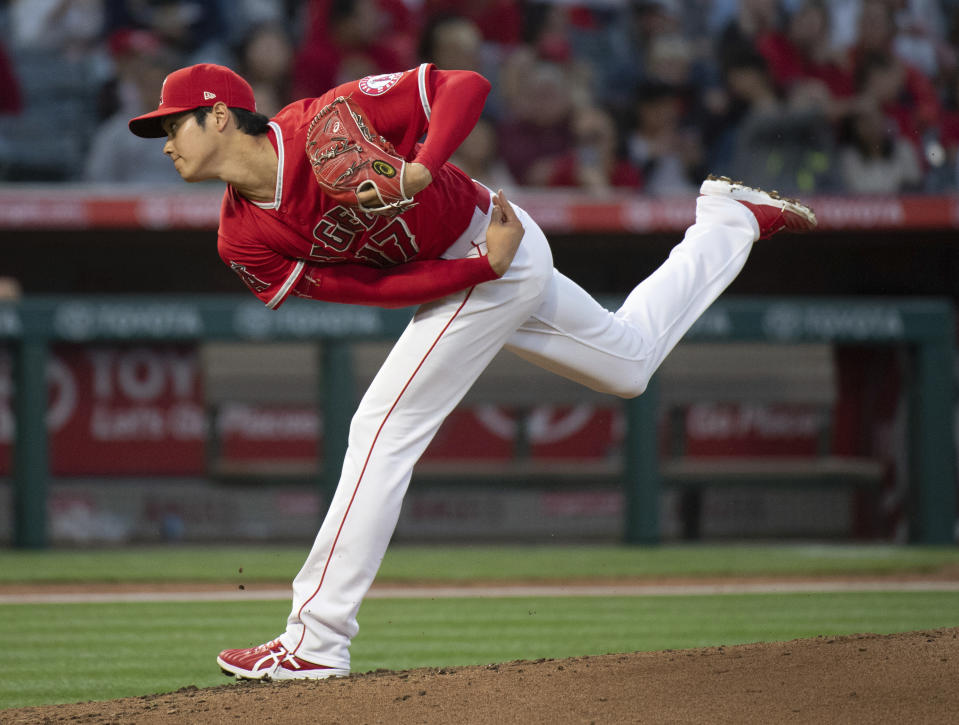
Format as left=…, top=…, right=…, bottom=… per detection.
left=614, top=367, right=655, bottom=398
left=596, top=374, right=648, bottom=399
left=613, top=381, right=647, bottom=399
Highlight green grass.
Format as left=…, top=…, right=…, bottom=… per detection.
left=1, top=544, right=958, bottom=710
left=1, top=543, right=957, bottom=584
left=1, top=591, right=957, bottom=710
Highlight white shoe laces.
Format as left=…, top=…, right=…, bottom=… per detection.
left=253, top=641, right=301, bottom=672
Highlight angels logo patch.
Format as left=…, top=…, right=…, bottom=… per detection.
left=230, top=261, right=270, bottom=293
left=359, top=72, right=403, bottom=96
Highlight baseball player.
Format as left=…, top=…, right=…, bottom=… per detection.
left=129, top=62, right=816, bottom=680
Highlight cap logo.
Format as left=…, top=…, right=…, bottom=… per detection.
left=203, top=91, right=216, bottom=100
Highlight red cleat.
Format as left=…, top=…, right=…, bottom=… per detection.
left=217, top=639, right=349, bottom=681
left=699, top=174, right=817, bottom=239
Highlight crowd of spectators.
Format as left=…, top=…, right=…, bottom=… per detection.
left=2, top=0, right=959, bottom=197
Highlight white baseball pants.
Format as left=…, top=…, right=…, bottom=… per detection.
left=277, top=192, right=759, bottom=669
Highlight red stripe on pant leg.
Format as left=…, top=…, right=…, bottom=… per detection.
left=292, top=288, right=475, bottom=655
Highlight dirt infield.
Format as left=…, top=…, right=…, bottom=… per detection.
left=4, top=627, right=958, bottom=724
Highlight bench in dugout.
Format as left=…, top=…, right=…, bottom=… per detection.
left=203, top=339, right=884, bottom=539
left=656, top=343, right=884, bottom=539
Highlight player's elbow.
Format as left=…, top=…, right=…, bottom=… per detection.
left=440, top=69, right=491, bottom=101
left=470, top=72, right=492, bottom=97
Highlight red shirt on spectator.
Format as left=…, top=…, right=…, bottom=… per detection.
left=422, top=0, right=523, bottom=46
left=0, top=42, right=23, bottom=114
left=547, top=153, right=643, bottom=190
left=757, top=30, right=855, bottom=99
left=292, top=0, right=414, bottom=98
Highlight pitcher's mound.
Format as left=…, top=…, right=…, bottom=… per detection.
left=5, top=628, right=958, bottom=724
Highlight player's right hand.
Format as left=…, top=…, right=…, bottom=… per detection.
left=485, top=189, right=524, bottom=276
left=355, top=162, right=432, bottom=210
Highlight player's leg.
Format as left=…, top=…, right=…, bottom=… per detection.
left=504, top=178, right=816, bottom=397
left=218, top=207, right=554, bottom=679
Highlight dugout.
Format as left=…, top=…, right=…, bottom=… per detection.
left=0, top=187, right=957, bottom=547
left=0, top=294, right=954, bottom=547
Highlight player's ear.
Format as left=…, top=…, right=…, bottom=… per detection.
left=212, top=102, right=231, bottom=132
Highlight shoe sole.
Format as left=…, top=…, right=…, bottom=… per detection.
left=218, top=657, right=349, bottom=681
left=700, top=174, right=817, bottom=230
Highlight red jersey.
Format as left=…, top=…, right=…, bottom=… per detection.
left=218, top=64, right=496, bottom=309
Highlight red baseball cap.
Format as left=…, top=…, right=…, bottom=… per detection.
left=129, top=63, right=257, bottom=138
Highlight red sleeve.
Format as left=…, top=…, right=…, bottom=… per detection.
left=219, top=232, right=307, bottom=309
left=413, top=68, right=492, bottom=177
left=292, top=256, right=498, bottom=308
left=337, top=64, right=491, bottom=174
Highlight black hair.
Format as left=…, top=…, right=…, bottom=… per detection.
left=330, top=0, right=358, bottom=24
left=192, top=106, right=270, bottom=135
left=635, top=79, right=682, bottom=105
left=721, top=45, right=769, bottom=78
left=854, top=51, right=895, bottom=92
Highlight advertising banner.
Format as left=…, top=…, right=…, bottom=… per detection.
left=0, top=345, right=205, bottom=475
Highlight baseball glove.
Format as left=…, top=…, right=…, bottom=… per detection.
left=306, top=96, right=416, bottom=217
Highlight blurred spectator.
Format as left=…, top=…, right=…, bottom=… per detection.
left=520, top=2, right=597, bottom=110
left=824, top=0, right=864, bottom=52
left=853, top=49, right=941, bottom=175
left=643, top=32, right=696, bottom=89
left=2, top=0, right=957, bottom=196
left=292, top=0, right=410, bottom=98
left=0, top=40, right=23, bottom=115
left=637, top=30, right=713, bottom=151
left=937, top=66, right=959, bottom=189
left=419, top=14, right=483, bottom=71
left=2, top=1, right=104, bottom=180
left=756, top=0, right=856, bottom=120
left=628, top=0, right=684, bottom=54
left=717, top=47, right=836, bottom=194
left=103, top=0, right=232, bottom=66
left=0, top=277, right=22, bottom=301
left=593, top=0, right=685, bottom=114
left=547, top=105, right=642, bottom=193
left=523, top=2, right=575, bottom=65
left=715, top=0, right=785, bottom=72
left=235, top=22, right=294, bottom=117
left=220, top=0, right=300, bottom=49
left=496, top=58, right=575, bottom=186
left=838, top=102, right=922, bottom=193
left=709, top=0, right=804, bottom=35
left=422, top=0, right=523, bottom=47
left=846, top=0, right=942, bottom=142
left=82, top=29, right=182, bottom=184
left=448, top=118, right=517, bottom=192
left=417, top=13, right=510, bottom=121
left=890, top=0, right=950, bottom=80
left=366, top=0, right=421, bottom=63
left=627, top=81, right=700, bottom=196
left=706, top=0, right=788, bottom=156
left=8, top=0, right=105, bottom=58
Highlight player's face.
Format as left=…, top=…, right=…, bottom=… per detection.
left=161, top=111, right=217, bottom=182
